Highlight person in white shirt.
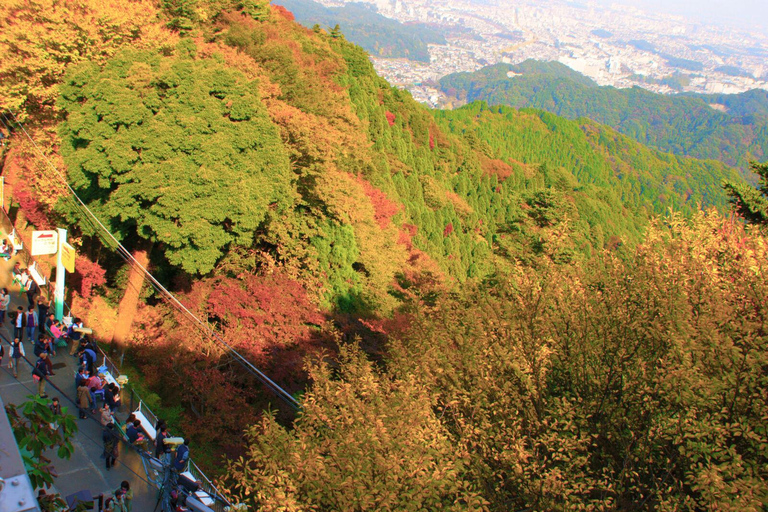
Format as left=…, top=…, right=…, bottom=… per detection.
left=0, top=288, right=10, bottom=324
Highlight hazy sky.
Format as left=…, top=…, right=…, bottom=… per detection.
left=594, top=0, right=768, bottom=32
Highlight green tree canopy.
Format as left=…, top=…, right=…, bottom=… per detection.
left=724, top=161, right=768, bottom=224
left=58, top=42, right=293, bottom=274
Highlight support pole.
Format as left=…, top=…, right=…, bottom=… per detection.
left=55, top=227, right=66, bottom=320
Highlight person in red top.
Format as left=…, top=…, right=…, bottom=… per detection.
left=86, top=373, right=105, bottom=412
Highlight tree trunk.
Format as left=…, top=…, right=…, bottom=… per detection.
left=110, top=243, right=152, bottom=352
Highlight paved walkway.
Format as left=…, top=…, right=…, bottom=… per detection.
left=0, top=242, right=159, bottom=510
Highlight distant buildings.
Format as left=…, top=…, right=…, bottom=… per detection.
left=317, top=0, right=768, bottom=103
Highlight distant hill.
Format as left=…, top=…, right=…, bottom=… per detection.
left=439, top=60, right=768, bottom=175
left=273, top=0, right=446, bottom=62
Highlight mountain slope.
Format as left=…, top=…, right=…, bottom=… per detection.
left=440, top=60, right=768, bottom=174
left=273, top=0, right=446, bottom=62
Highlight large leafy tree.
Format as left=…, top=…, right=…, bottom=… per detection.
left=0, top=0, right=176, bottom=122
left=221, top=342, right=487, bottom=511
left=58, top=42, right=294, bottom=274
left=723, top=161, right=768, bottom=224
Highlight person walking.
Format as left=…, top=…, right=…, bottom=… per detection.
left=9, top=337, right=24, bottom=377
left=102, top=422, right=119, bottom=470
left=12, top=306, right=25, bottom=342
left=32, top=353, right=51, bottom=397
left=0, top=288, right=10, bottom=324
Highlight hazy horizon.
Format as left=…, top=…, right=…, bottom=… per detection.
left=593, top=0, right=768, bottom=33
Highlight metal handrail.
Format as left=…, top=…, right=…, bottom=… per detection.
left=0, top=208, right=233, bottom=511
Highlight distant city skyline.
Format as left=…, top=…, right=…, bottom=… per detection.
left=593, top=0, right=768, bottom=33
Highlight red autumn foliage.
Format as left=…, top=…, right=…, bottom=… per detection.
left=386, top=111, right=396, bottom=127
left=69, top=256, right=107, bottom=300
left=13, top=181, right=50, bottom=229
left=429, top=131, right=435, bottom=150
left=357, top=177, right=402, bottom=229
left=398, top=223, right=418, bottom=250
left=479, top=155, right=515, bottom=181
left=206, top=272, right=328, bottom=384
left=126, top=272, right=331, bottom=459
left=443, top=223, right=454, bottom=237
left=271, top=3, right=295, bottom=21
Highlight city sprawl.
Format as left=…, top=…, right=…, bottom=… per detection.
left=315, top=0, right=768, bottom=106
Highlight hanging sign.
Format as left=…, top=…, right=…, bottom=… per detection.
left=60, top=242, right=76, bottom=273
left=31, top=230, right=59, bottom=256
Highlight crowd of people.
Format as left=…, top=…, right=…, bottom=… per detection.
left=1, top=254, right=198, bottom=511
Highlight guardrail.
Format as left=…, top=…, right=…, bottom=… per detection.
left=0, top=207, right=233, bottom=511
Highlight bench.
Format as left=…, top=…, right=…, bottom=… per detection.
left=28, top=261, right=46, bottom=286
left=180, top=472, right=215, bottom=507
left=132, top=409, right=157, bottom=442
left=6, top=229, right=23, bottom=254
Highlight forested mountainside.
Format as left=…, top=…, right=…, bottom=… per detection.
left=272, top=0, right=446, bottom=62
left=1, top=1, right=766, bottom=510
left=440, top=60, right=768, bottom=173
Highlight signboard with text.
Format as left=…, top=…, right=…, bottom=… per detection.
left=31, top=230, right=58, bottom=256
left=61, top=242, right=76, bottom=273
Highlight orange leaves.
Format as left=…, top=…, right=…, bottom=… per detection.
left=356, top=176, right=402, bottom=230
left=0, top=0, right=177, bottom=121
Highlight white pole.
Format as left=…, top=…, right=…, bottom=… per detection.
left=55, top=228, right=66, bottom=320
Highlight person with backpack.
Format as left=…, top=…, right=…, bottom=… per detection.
left=9, top=337, right=25, bottom=378
left=32, top=352, right=51, bottom=397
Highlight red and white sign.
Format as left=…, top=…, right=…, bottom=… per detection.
left=30, top=230, right=58, bottom=256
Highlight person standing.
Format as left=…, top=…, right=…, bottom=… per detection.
left=172, top=439, right=190, bottom=472
left=26, top=307, right=38, bottom=345
left=0, top=288, right=10, bottom=324
left=37, top=296, right=49, bottom=327
left=49, top=397, right=62, bottom=431
left=9, top=337, right=24, bottom=377
left=26, top=277, right=39, bottom=309
left=119, top=481, right=133, bottom=512
left=76, top=379, right=92, bottom=419
left=13, top=306, right=26, bottom=342
left=155, top=424, right=171, bottom=462
left=102, top=423, right=119, bottom=470
left=33, top=353, right=51, bottom=397
left=99, top=403, right=113, bottom=427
